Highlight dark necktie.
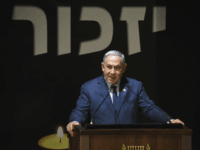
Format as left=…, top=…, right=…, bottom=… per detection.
left=111, top=85, right=118, bottom=116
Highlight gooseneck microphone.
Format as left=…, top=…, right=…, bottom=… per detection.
left=90, top=92, right=110, bottom=124
left=126, top=85, right=172, bottom=124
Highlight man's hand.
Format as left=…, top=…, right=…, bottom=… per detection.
left=66, top=122, right=80, bottom=137
left=171, top=118, right=185, bottom=125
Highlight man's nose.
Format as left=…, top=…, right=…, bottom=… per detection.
left=110, top=68, right=115, bottom=74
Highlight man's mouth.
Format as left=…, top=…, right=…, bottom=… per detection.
left=109, top=77, right=115, bottom=79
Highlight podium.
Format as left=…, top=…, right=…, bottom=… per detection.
left=68, top=124, right=192, bottom=150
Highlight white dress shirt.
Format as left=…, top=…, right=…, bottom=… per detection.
left=104, top=77, right=120, bottom=104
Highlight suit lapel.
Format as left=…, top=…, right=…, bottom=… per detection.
left=115, top=76, right=130, bottom=118
left=97, top=75, right=115, bottom=115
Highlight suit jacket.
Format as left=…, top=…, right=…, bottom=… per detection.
left=69, top=74, right=173, bottom=126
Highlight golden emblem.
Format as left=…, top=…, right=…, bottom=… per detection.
left=122, top=144, right=126, bottom=150
left=146, top=143, right=150, bottom=150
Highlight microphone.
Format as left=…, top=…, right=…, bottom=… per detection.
left=89, top=92, right=110, bottom=125
left=126, top=85, right=172, bottom=124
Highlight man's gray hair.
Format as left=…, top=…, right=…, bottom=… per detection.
left=103, top=50, right=125, bottom=66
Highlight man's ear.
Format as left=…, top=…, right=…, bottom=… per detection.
left=101, top=62, right=104, bottom=72
left=122, top=63, right=127, bottom=73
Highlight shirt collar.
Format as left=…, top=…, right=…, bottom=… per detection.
left=104, top=76, right=121, bottom=91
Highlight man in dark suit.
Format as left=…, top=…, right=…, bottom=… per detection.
left=66, top=50, right=185, bottom=137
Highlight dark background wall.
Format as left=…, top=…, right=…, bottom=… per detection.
left=1, top=0, right=199, bottom=150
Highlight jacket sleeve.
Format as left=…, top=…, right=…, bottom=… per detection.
left=68, top=83, right=90, bottom=126
left=137, top=83, right=174, bottom=123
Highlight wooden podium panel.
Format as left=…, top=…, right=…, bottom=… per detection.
left=69, top=125, right=192, bottom=150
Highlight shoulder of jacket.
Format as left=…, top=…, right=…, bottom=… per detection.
left=126, top=77, right=143, bottom=87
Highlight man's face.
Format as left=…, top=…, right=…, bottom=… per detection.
left=101, top=55, right=127, bottom=84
